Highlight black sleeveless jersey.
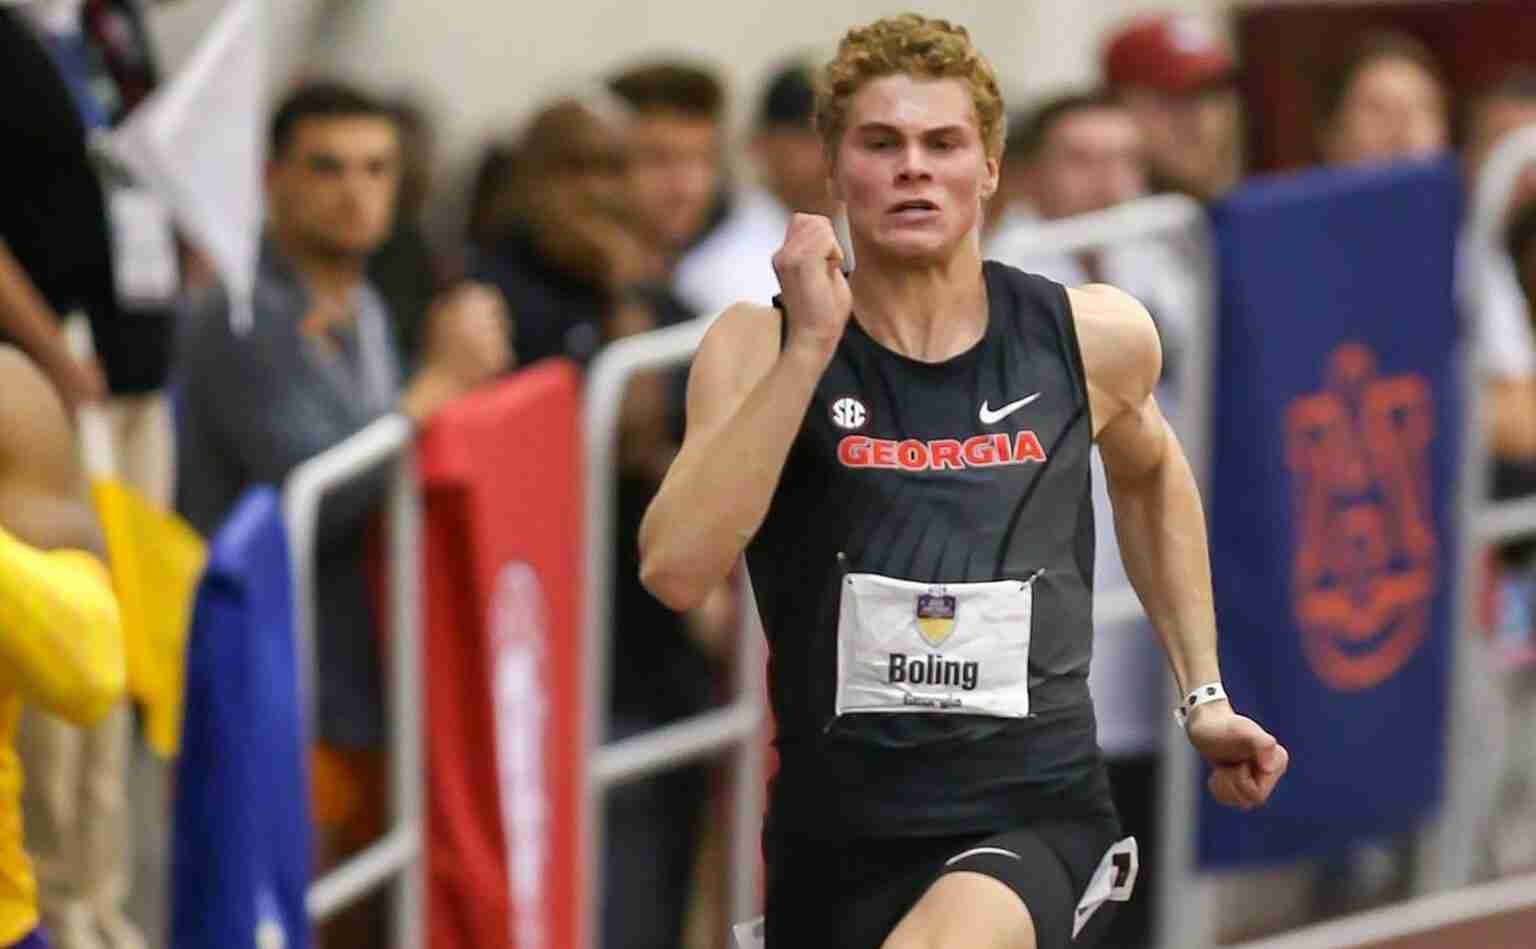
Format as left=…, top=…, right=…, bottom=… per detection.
left=747, top=262, right=1112, bottom=840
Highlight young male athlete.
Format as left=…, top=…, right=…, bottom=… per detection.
left=640, top=15, right=1288, bottom=949
left=0, top=345, right=126, bottom=949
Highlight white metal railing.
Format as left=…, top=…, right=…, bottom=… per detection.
left=283, top=414, right=424, bottom=945
left=1229, top=869, right=1536, bottom=949
left=582, top=318, right=767, bottom=949
left=991, top=193, right=1218, bottom=949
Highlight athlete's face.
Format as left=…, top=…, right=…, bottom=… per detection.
left=832, top=75, right=999, bottom=263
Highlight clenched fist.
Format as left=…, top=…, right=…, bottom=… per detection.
left=1186, top=702, right=1290, bottom=811
left=400, top=282, right=512, bottom=423
left=771, top=213, right=852, bottom=362
left=422, top=282, right=512, bottom=388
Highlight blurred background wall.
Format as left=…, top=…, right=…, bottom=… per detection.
left=148, top=0, right=1229, bottom=236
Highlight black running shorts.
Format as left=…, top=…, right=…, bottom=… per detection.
left=763, top=814, right=1127, bottom=949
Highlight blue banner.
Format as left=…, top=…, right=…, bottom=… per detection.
left=1200, top=158, right=1462, bottom=867
left=172, top=487, right=311, bottom=948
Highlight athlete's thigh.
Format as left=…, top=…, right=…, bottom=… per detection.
left=881, top=830, right=1072, bottom=949
left=764, top=834, right=964, bottom=949
left=886, top=818, right=1123, bottom=949
left=882, top=868, right=1038, bottom=949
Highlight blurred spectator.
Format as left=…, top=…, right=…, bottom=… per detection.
left=1462, top=69, right=1536, bottom=466
left=3, top=4, right=173, bottom=947
left=610, top=61, right=727, bottom=269
left=368, top=96, right=447, bottom=367
left=604, top=57, right=735, bottom=949
left=0, top=5, right=110, bottom=410
left=1480, top=198, right=1536, bottom=879
left=0, top=343, right=126, bottom=949
left=989, top=91, right=1145, bottom=235
left=1465, top=69, right=1536, bottom=209
left=1102, top=12, right=1243, bottom=203
left=1315, top=32, right=1450, bottom=168
left=472, top=96, right=652, bottom=368
left=674, top=57, right=832, bottom=315
left=986, top=88, right=1193, bottom=949
left=986, top=90, right=1199, bottom=362
left=464, top=139, right=519, bottom=252
left=174, top=80, right=508, bottom=946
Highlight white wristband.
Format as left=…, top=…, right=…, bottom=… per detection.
left=1173, top=682, right=1228, bottom=729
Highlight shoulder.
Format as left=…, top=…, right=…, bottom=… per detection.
left=0, top=345, right=80, bottom=490
left=689, top=301, right=782, bottom=398
left=1067, top=284, right=1161, bottom=416
left=697, top=301, right=782, bottom=369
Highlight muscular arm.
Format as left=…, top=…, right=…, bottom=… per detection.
left=1076, top=284, right=1286, bottom=808
left=639, top=304, right=822, bottom=611
left=0, top=346, right=124, bottom=724
left=1075, top=286, right=1219, bottom=692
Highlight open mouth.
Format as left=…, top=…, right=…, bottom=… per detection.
left=889, top=199, right=939, bottom=215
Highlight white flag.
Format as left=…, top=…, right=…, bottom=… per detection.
left=104, top=0, right=265, bottom=333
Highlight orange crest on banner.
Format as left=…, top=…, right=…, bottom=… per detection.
left=1284, top=344, right=1437, bottom=691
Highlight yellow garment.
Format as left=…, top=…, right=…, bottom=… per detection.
left=0, top=695, right=36, bottom=946
left=92, top=480, right=207, bottom=758
left=0, top=525, right=125, bottom=945
left=0, top=526, right=124, bottom=727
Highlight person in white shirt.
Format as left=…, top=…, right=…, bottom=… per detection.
left=674, top=60, right=835, bottom=316
left=1461, top=70, right=1536, bottom=458
left=986, top=89, right=1203, bottom=949
left=1463, top=69, right=1536, bottom=880
left=987, top=91, right=1200, bottom=374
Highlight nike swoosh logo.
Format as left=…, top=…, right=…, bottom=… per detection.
left=978, top=393, right=1041, bottom=425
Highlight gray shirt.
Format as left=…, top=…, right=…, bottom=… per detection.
left=176, top=242, right=401, bottom=747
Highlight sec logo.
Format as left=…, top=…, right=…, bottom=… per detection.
left=830, top=396, right=868, bottom=431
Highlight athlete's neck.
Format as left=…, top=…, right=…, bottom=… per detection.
left=847, top=238, right=988, bottom=363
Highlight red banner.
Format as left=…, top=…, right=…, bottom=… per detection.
left=417, top=361, right=584, bottom=949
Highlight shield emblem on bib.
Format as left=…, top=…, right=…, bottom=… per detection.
left=915, top=593, right=957, bottom=647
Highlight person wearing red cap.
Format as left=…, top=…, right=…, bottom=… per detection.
left=1102, top=13, right=1244, bottom=203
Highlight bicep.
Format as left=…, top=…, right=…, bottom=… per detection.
left=677, top=307, right=779, bottom=458
left=1073, top=285, right=1162, bottom=442
left=1097, top=393, right=1173, bottom=491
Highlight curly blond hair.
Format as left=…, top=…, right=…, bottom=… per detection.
left=816, top=14, right=1007, bottom=160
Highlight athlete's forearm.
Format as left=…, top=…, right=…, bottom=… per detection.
left=0, top=521, right=125, bottom=725
left=1107, top=426, right=1221, bottom=694
left=640, top=344, right=828, bottom=611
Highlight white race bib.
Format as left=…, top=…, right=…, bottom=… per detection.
left=835, top=572, right=1036, bottom=720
